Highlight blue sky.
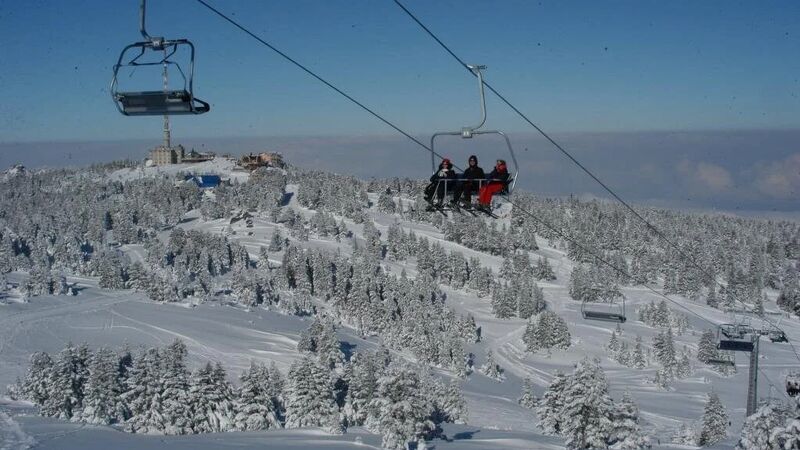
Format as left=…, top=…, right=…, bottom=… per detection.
left=0, top=1, right=798, bottom=213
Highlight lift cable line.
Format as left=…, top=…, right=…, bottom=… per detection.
left=192, top=0, right=447, bottom=165
left=191, top=0, right=800, bottom=392
left=392, top=0, right=800, bottom=362
left=189, top=0, right=707, bottom=322
left=192, top=0, right=755, bottom=327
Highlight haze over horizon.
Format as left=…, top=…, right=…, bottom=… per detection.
left=2, top=128, right=798, bottom=218
left=1, top=0, right=798, bottom=215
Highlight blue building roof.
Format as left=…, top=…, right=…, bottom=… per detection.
left=185, top=174, right=221, bottom=188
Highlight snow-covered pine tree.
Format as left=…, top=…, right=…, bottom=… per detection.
left=523, top=310, right=571, bottom=353
left=20, top=351, right=54, bottom=406
left=284, top=356, right=342, bottom=433
left=491, top=282, right=516, bottom=319
left=772, top=399, right=800, bottom=449
left=706, top=286, right=719, bottom=308
left=268, top=229, right=285, bottom=252
left=343, top=352, right=380, bottom=427
left=444, top=335, right=471, bottom=378
left=159, top=339, right=193, bottom=434
left=653, top=328, right=677, bottom=379
left=607, top=331, right=621, bottom=360
left=632, top=336, right=647, bottom=369
left=316, top=318, right=345, bottom=370
left=189, top=362, right=235, bottom=433
left=516, top=280, right=545, bottom=320
left=534, top=256, right=557, bottom=281
left=697, top=329, right=719, bottom=365
left=78, top=347, right=128, bottom=424
left=735, top=402, right=788, bottom=450
left=123, top=347, right=163, bottom=434
left=125, top=262, right=148, bottom=291
left=438, top=379, right=468, bottom=425
left=537, top=371, right=568, bottom=435
left=676, top=346, right=692, bottom=379
left=480, top=349, right=505, bottom=381
left=267, top=362, right=286, bottom=421
left=560, top=359, right=615, bottom=450
left=609, top=391, right=650, bottom=449
left=616, top=342, right=632, bottom=367
left=698, top=391, right=729, bottom=446
left=362, top=219, right=383, bottom=259
left=368, top=365, right=435, bottom=450
left=672, top=422, right=698, bottom=446
left=377, top=187, right=396, bottom=214
left=258, top=246, right=270, bottom=268
left=297, top=316, right=324, bottom=353
left=41, top=343, right=89, bottom=420
left=234, top=362, right=282, bottom=431
left=518, top=377, right=538, bottom=409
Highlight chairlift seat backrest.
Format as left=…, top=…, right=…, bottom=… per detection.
left=707, top=355, right=736, bottom=367
left=499, top=177, right=514, bottom=195
left=582, top=310, right=626, bottom=323
left=718, top=339, right=754, bottom=352
left=115, top=90, right=210, bottom=116
left=720, top=323, right=746, bottom=339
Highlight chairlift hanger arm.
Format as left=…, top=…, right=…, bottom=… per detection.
left=464, top=64, right=488, bottom=133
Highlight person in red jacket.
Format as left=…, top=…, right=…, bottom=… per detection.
left=478, top=159, right=509, bottom=209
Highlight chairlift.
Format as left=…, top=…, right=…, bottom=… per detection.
left=707, top=350, right=736, bottom=367
left=111, top=0, right=210, bottom=116
left=787, top=372, right=800, bottom=397
left=769, top=329, right=788, bottom=343
left=581, top=299, right=626, bottom=323
left=717, top=324, right=755, bottom=352
left=429, top=65, right=519, bottom=209
left=719, top=323, right=747, bottom=339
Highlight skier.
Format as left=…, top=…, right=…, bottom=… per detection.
left=424, top=158, right=457, bottom=207
left=451, top=155, right=485, bottom=208
left=477, top=159, right=510, bottom=210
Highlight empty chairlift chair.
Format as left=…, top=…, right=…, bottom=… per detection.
left=581, top=299, right=626, bottom=323
left=717, top=324, right=755, bottom=352
left=111, top=0, right=210, bottom=116
left=707, top=349, right=736, bottom=367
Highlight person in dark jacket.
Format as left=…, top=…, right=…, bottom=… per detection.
left=451, top=155, right=485, bottom=207
left=424, top=158, right=457, bottom=206
left=478, top=159, right=510, bottom=209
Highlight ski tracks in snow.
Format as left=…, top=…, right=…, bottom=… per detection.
left=0, top=408, right=35, bottom=450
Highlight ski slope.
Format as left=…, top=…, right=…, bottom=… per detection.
left=1, top=161, right=798, bottom=449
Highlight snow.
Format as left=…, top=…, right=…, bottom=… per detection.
left=1, top=159, right=798, bottom=449
left=0, top=401, right=35, bottom=450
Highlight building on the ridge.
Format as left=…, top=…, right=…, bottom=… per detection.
left=182, top=149, right=216, bottom=163
left=236, top=152, right=284, bottom=171
left=148, top=144, right=186, bottom=165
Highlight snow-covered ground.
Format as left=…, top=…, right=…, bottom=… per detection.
left=1, top=160, right=797, bottom=449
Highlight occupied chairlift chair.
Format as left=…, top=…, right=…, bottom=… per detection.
left=111, top=0, right=210, bottom=116
left=429, top=65, right=519, bottom=208
left=787, top=372, right=800, bottom=397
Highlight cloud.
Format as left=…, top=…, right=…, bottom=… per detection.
left=677, top=159, right=734, bottom=193
left=753, top=152, right=800, bottom=199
